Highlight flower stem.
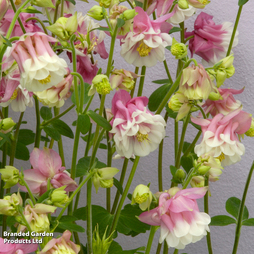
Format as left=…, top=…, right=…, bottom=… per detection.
left=145, top=226, right=157, bottom=254
left=174, top=119, right=178, bottom=161
left=155, top=243, right=162, bottom=254
left=163, top=60, right=173, bottom=84
left=34, top=96, right=41, bottom=148
left=25, top=17, right=48, bottom=34
left=232, top=161, right=254, bottom=254
left=137, top=66, right=146, bottom=96
left=204, top=177, right=213, bottom=254
left=87, top=178, right=93, bottom=254
left=19, top=174, right=36, bottom=205
left=173, top=249, right=178, bottom=254
left=130, top=67, right=139, bottom=98
left=163, top=242, right=168, bottom=254
left=60, top=0, right=65, bottom=17
left=226, top=6, right=243, bottom=57
left=183, top=130, right=202, bottom=157
left=110, top=156, right=140, bottom=234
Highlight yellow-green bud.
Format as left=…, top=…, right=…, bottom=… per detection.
left=50, top=186, right=69, bottom=207
left=208, top=91, right=223, bottom=101
left=0, top=192, right=22, bottom=216
left=99, top=0, right=111, bottom=7
left=190, top=176, right=205, bottom=188
left=0, top=118, right=15, bottom=131
left=178, top=0, right=189, bottom=9
left=0, top=166, right=19, bottom=188
left=168, top=93, right=183, bottom=112
left=197, top=165, right=211, bottom=175
left=131, top=184, right=153, bottom=211
left=174, top=169, right=186, bottom=182
left=122, top=9, right=137, bottom=20
left=171, top=38, right=188, bottom=59
left=167, top=187, right=181, bottom=197
left=89, top=74, right=112, bottom=96
left=31, top=0, right=55, bottom=8
left=88, top=5, right=104, bottom=21
left=245, top=118, right=254, bottom=137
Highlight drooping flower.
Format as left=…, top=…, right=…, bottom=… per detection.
left=120, top=7, right=173, bottom=67
left=139, top=187, right=210, bottom=249
left=192, top=108, right=252, bottom=166
left=110, top=90, right=166, bottom=158
left=131, top=184, right=153, bottom=211
left=38, top=230, right=80, bottom=254
left=185, top=12, right=238, bottom=65
left=0, top=237, right=38, bottom=254
left=0, top=192, right=22, bottom=216
left=20, top=147, right=77, bottom=195
left=8, top=32, right=68, bottom=92
left=0, top=0, right=9, bottom=21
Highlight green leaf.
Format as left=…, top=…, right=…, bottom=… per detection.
left=226, top=197, right=249, bottom=220
left=1, top=36, right=12, bottom=47
left=117, top=18, right=125, bottom=28
left=0, top=132, right=11, bottom=147
left=117, top=204, right=150, bottom=236
left=238, top=0, right=249, bottom=6
left=87, top=110, right=112, bottom=131
left=40, top=107, right=52, bottom=121
left=43, top=125, right=61, bottom=141
left=78, top=114, right=91, bottom=135
left=166, top=46, right=171, bottom=51
left=165, top=105, right=177, bottom=119
left=73, top=207, right=87, bottom=221
left=65, top=0, right=76, bottom=4
left=95, top=27, right=110, bottom=31
left=180, top=156, right=193, bottom=173
left=152, top=79, right=171, bottom=84
left=148, top=84, right=171, bottom=112
left=60, top=215, right=78, bottom=222
left=51, top=119, right=74, bottom=139
left=134, top=0, right=143, bottom=7
left=21, top=6, right=42, bottom=14
left=76, top=157, right=91, bottom=177
left=17, top=129, right=35, bottom=145
left=6, top=142, right=30, bottom=161
left=58, top=222, right=85, bottom=232
left=113, top=178, right=123, bottom=194
left=71, top=83, right=90, bottom=105
left=37, top=190, right=52, bottom=203
left=182, top=142, right=191, bottom=153
left=170, top=165, right=177, bottom=177
left=210, top=215, right=236, bottom=226
left=108, top=241, right=123, bottom=254
left=99, top=143, right=107, bottom=149
left=169, top=27, right=182, bottom=34
left=242, top=218, right=254, bottom=226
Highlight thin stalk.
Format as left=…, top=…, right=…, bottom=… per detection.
left=204, top=177, right=213, bottom=254
left=6, top=0, right=31, bottom=39
left=19, top=175, right=36, bottom=205
left=196, top=104, right=207, bottom=119
left=110, top=156, right=140, bottom=234
left=45, top=8, right=53, bottom=25
left=182, top=165, right=200, bottom=189
left=25, top=17, right=48, bottom=34
left=48, top=138, right=54, bottom=149
left=137, top=66, right=146, bottom=96
left=34, top=96, right=42, bottom=148
left=111, top=158, right=129, bottom=214
left=173, top=249, right=178, bottom=254
left=156, top=243, right=162, bottom=254
left=127, top=0, right=134, bottom=8
left=163, top=242, right=168, bottom=254
left=226, top=6, right=243, bottom=56
left=163, top=60, right=173, bottom=84
left=87, top=178, right=93, bottom=254
left=232, top=161, right=254, bottom=254
left=53, top=1, right=60, bottom=23
left=106, top=131, right=112, bottom=212
left=175, top=114, right=190, bottom=168
left=183, top=130, right=201, bottom=157
left=9, top=112, right=24, bottom=166
left=174, top=119, right=178, bottom=161
left=145, top=226, right=157, bottom=254
left=130, top=67, right=139, bottom=98
left=60, top=0, right=65, bottom=17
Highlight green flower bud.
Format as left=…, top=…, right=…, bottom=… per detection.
left=131, top=184, right=153, bottom=211
left=99, top=0, right=111, bottom=7
left=171, top=38, right=188, bottom=59
left=31, top=0, right=55, bottom=8
left=50, top=186, right=69, bottom=207
left=245, top=118, right=254, bottom=137
left=88, top=5, right=104, bottom=21
left=89, top=74, right=112, bottom=96
left=190, top=176, right=205, bottom=188
left=0, top=166, right=19, bottom=188
left=0, top=118, right=15, bottom=131
left=122, top=9, right=137, bottom=20
left=178, top=0, right=189, bottom=9
left=174, top=169, right=186, bottom=182
left=208, top=91, right=223, bottom=101
left=0, top=192, right=22, bottom=216
left=197, top=165, right=211, bottom=175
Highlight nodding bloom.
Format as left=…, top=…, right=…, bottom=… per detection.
left=120, top=7, right=173, bottom=67
left=0, top=237, right=38, bottom=254
left=185, top=12, right=238, bottom=65
left=202, top=88, right=243, bottom=116
left=192, top=108, right=252, bottom=166
left=0, top=10, right=42, bottom=37
left=8, top=32, right=68, bottom=92
left=139, top=187, right=210, bottom=250
left=110, top=90, right=166, bottom=158
left=20, top=148, right=77, bottom=195
left=38, top=230, right=80, bottom=254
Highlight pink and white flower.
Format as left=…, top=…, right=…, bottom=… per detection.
left=8, top=32, right=68, bottom=92
left=110, top=90, right=166, bottom=158
left=120, top=7, right=173, bottom=67
left=185, top=12, right=238, bottom=65
left=0, top=237, right=38, bottom=254
left=38, top=230, right=80, bottom=254
left=192, top=108, right=252, bottom=166
left=139, top=187, right=210, bottom=249
left=20, top=148, right=77, bottom=195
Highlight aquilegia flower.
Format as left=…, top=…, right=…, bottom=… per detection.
left=110, top=90, right=166, bottom=158
left=8, top=32, right=68, bottom=92
left=120, top=7, right=173, bottom=67
left=20, top=147, right=77, bottom=195
left=139, top=187, right=210, bottom=249
left=192, top=108, right=251, bottom=166
left=185, top=12, right=238, bottom=65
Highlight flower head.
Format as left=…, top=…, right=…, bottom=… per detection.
left=0, top=192, right=22, bottom=216
left=139, top=187, right=210, bottom=249
left=131, top=184, right=153, bottom=211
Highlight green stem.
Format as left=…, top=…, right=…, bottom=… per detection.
left=110, top=156, right=140, bottom=233
left=183, top=130, right=202, bottom=157
left=6, top=0, right=31, bottom=39
left=173, top=249, right=178, bottom=254
left=60, top=0, right=65, bottom=17
left=145, top=226, right=157, bottom=254
left=19, top=175, right=36, bottom=205
left=175, top=114, right=190, bottom=168
left=174, top=119, right=178, bottom=161
left=226, top=6, right=243, bottom=56
left=130, top=67, right=139, bottom=98
left=163, top=242, right=168, bottom=254
left=196, top=104, right=207, bottom=119
left=106, top=131, right=112, bottom=212
left=53, top=1, right=60, bottom=23
left=182, top=164, right=200, bottom=189
left=111, top=158, right=129, bottom=214
left=34, top=96, right=42, bottom=148
left=232, top=161, right=254, bottom=254
left=127, top=0, right=134, bottom=8
left=87, top=178, right=93, bottom=254
left=137, top=66, right=146, bottom=96
left=155, top=243, right=162, bottom=254
left=163, top=60, right=173, bottom=84
left=25, top=17, right=48, bottom=34
left=204, top=177, right=213, bottom=254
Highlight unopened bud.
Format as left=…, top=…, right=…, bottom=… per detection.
left=122, top=9, right=137, bottom=20
left=178, top=0, right=189, bottom=9
left=0, top=166, right=19, bottom=188
left=245, top=118, right=254, bottom=137
left=89, top=74, right=112, bottom=96
left=31, top=0, right=55, bottom=8
left=174, top=169, right=186, bottom=182
left=0, top=192, right=22, bottom=216
left=197, top=165, right=211, bottom=175
left=131, top=184, right=153, bottom=211
left=171, top=38, right=187, bottom=59
left=0, top=0, right=9, bottom=20
left=50, top=186, right=69, bottom=207
left=88, top=5, right=104, bottom=21
left=190, top=176, right=205, bottom=188
left=208, top=91, right=223, bottom=101
left=0, top=118, right=15, bottom=131
left=167, top=187, right=181, bottom=197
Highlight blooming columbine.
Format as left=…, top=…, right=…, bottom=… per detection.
left=192, top=108, right=251, bottom=166
left=185, top=12, right=238, bottom=65
left=139, top=187, right=210, bottom=249
left=120, top=7, right=173, bottom=67
left=110, top=90, right=166, bottom=158
left=8, top=32, right=68, bottom=92
left=20, top=148, right=77, bottom=195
